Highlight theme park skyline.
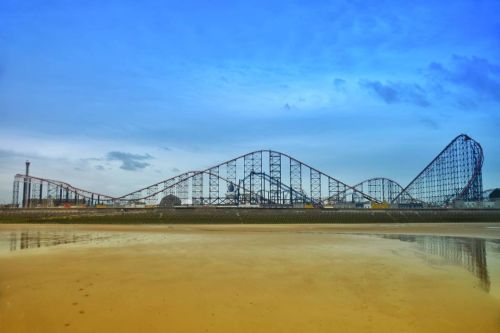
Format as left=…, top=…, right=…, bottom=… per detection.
left=1, top=0, right=500, bottom=203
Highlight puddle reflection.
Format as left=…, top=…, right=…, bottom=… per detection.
left=1, top=231, right=105, bottom=253
left=382, top=234, right=494, bottom=291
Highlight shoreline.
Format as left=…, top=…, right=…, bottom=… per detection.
left=2, top=222, right=500, bottom=239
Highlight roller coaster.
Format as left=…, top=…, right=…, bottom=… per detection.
left=11, top=134, right=484, bottom=208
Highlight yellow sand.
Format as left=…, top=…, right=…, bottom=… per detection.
left=0, top=223, right=499, bottom=332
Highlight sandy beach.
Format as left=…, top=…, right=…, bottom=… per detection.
left=1, top=223, right=499, bottom=332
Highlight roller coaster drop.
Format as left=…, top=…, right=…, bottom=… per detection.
left=12, top=134, right=484, bottom=208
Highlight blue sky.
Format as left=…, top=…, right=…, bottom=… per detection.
left=0, top=0, right=499, bottom=202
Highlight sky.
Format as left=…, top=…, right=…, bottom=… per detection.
left=0, top=0, right=499, bottom=203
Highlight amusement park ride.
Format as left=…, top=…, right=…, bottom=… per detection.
left=12, top=134, right=484, bottom=209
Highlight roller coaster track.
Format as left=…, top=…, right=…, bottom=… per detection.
left=327, top=177, right=421, bottom=204
left=12, top=134, right=484, bottom=208
left=392, top=134, right=483, bottom=206
left=115, top=150, right=380, bottom=203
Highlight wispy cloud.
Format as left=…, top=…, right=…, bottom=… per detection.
left=426, top=55, right=500, bottom=102
left=333, top=78, right=346, bottom=92
left=0, top=148, right=49, bottom=161
left=359, top=55, right=500, bottom=109
left=106, top=151, right=153, bottom=171
left=419, top=117, right=440, bottom=130
left=0, top=149, right=24, bottom=159
left=359, top=80, right=430, bottom=107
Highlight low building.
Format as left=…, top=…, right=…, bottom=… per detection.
left=488, top=188, right=500, bottom=208
left=159, top=194, right=182, bottom=207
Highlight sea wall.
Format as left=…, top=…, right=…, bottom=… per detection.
left=1, top=207, right=500, bottom=224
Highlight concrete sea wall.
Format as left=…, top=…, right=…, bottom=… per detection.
left=1, top=208, right=500, bottom=224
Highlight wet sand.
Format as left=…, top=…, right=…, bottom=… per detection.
left=1, top=223, right=499, bottom=332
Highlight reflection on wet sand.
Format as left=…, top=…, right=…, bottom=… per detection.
left=383, top=234, right=491, bottom=291
left=2, top=231, right=100, bottom=253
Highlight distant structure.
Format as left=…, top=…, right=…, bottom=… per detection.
left=11, top=134, right=485, bottom=209
left=159, top=194, right=182, bottom=207
left=479, top=188, right=500, bottom=208
left=22, top=161, right=30, bottom=208
left=487, top=189, right=500, bottom=200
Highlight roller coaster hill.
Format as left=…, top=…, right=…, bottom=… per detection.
left=12, top=134, right=492, bottom=209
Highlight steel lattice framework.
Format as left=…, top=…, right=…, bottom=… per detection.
left=330, top=177, right=417, bottom=205
left=11, top=134, right=484, bottom=208
left=392, top=134, right=483, bottom=206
